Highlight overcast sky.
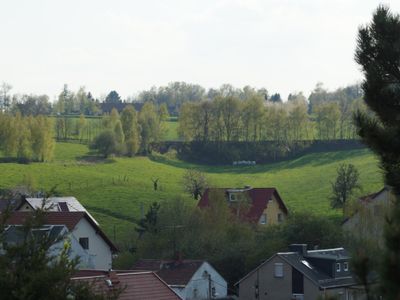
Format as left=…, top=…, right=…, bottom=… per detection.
left=1, top=0, right=400, bottom=101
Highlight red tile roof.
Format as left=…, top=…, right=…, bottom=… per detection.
left=4, top=211, right=118, bottom=252
left=72, top=271, right=181, bottom=300
left=198, top=187, right=288, bottom=223
left=131, top=259, right=204, bottom=286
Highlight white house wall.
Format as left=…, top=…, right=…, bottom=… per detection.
left=48, top=234, right=95, bottom=269
left=183, top=262, right=227, bottom=300
left=72, top=218, right=112, bottom=270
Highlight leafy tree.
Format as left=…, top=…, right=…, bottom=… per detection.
left=354, top=5, right=400, bottom=299
left=330, top=163, right=361, bottom=212
left=91, top=130, right=117, bottom=158
left=105, top=91, right=121, bottom=103
left=139, top=102, right=161, bottom=153
left=182, top=169, right=208, bottom=200
left=269, top=93, right=282, bottom=103
left=121, top=105, right=141, bottom=156
left=136, top=202, right=161, bottom=237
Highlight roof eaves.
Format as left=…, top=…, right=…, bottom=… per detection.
left=235, top=254, right=277, bottom=286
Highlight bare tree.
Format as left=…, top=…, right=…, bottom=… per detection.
left=182, top=169, right=208, bottom=200
left=0, top=82, right=12, bottom=112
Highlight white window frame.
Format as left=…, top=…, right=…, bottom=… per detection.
left=229, top=193, right=236, bottom=202
left=260, top=214, right=267, bottom=225
left=344, top=262, right=349, bottom=271
left=274, top=263, right=284, bottom=278
left=336, top=263, right=341, bottom=272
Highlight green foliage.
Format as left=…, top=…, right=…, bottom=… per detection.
left=139, top=102, right=162, bottom=153
left=330, top=163, right=361, bottom=212
left=0, top=113, right=54, bottom=162
left=354, top=5, right=400, bottom=299
left=91, top=130, right=118, bottom=158
left=105, top=91, right=121, bottom=104
left=120, top=105, right=140, bottom=156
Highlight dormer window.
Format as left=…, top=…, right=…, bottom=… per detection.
left=336, top=263, right=341, bottom=272
left=344, top=262, right=349, bottom=271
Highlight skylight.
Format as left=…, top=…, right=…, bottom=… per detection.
left=301, top=260, right=313, bottom=269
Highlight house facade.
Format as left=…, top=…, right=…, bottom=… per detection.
left=236, top=244, right=365, bottom=300
left=198, top=187, right=288, bottom=225
left=131, top=259, right=228, bottom=300
left=5, top=211, right=117, bottom=270
left=342, top=187, right=395, bottom=245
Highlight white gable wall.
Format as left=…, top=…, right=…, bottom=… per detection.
left=182, top=262, right=227, bottom=300
left=72, top=218, right=112, bottom=270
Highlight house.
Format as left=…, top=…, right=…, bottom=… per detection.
left=72, top=270, right=181, bottom=300
left=131, top=259, right=228, bottom=300
left=198, top=187, right=288, bottom=225
left=236, top=244, right=365, bottom=300
left=342, top=186, right=395, bottom=245
left=4, top=211, right=117, bottom=270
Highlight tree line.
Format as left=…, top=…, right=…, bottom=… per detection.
left=178, top=93, right=365, bottom=143
left=0, top=112, right=55, bottom=162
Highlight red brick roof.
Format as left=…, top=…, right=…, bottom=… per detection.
left=4, top=211, right=118, bottom=252
left=72, top=271, right=181, bottom=300
left=198, top=187, right=288, bottom=223
left=131, top=259, right=204, bottom=286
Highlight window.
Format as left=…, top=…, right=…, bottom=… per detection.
left=274, top=263, right=284, bottom=277
left=277, top=213, right=283, bottom=222
left=79, top=237, right=89, bottom=250
left=229, top=193, right=236, bottom=201
left=260, top=214, right=267, bottom=225
left=336, top=263, right=341, bottom=272
left=344, top=262, right=349, bottom=271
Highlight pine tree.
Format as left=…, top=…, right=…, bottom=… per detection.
left=354, top=5, right=400, bottom=298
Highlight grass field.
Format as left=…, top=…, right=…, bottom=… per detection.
left=0, top=142, right=383, bottom=243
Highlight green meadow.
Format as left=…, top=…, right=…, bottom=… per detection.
left=0, top=142, right=383, bottom=243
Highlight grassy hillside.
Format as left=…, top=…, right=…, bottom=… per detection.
left=0, top=142, right=383, bottom=243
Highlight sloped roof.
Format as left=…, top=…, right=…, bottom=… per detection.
left=72, top=271, right=181, bottom=300
left=4, top=211, right=118, bottom=252
left=131, top=259, right=205, bottom=286
left=198, top=187, right=288, bottom=223
left=20, top=197, right=99, bottom=225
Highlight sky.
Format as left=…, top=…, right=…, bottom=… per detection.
left=1, top=0, right=400, bottom=101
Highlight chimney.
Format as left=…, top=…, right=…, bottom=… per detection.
left=108, top=270, right=120, bottom=285
left=288, top=244, right=308, bottom=256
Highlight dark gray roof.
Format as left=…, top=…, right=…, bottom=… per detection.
left=3, top=225, right=66, bottom=245
left=278, top=248, right=357, bottom=289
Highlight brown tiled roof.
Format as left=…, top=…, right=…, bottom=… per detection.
left=72, top=271, right=181, bottom=300
left=198, top=187, right=288, bottom=223
left=131, top=259, right=204, bottom=286
left=4, top=211, right=118, bottom=252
